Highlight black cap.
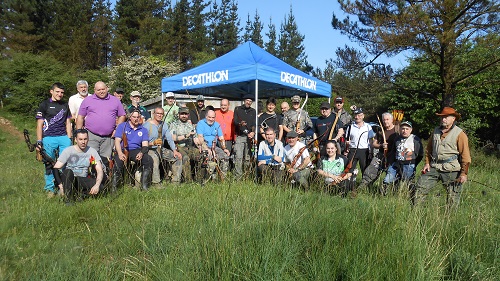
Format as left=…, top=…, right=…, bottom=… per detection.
left=243, top=94, right=254, bottom=101
left=115, top=87, right=124, bottom=93
left=320, top=102, right=331, bottom=109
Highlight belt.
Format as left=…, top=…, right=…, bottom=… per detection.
left=436, top=155, right=458, bottom=164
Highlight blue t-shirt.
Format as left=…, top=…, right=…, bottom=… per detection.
left=114, top=122, right=149, bottom=150
left=196, top=119, right=223, bottom=148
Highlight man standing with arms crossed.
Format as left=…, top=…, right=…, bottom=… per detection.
left=76, top=81, right=126, bottom=160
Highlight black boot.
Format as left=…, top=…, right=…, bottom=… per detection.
left=110, top=168, right=122, bottom=194
left=141, top=168, right=152, bottom=191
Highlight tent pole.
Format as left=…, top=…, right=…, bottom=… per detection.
left=161, top=92, right=164, bottom=108
left=255, top=79, right=259, bottom=184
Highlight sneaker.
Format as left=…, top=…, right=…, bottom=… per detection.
left=47, top=191, right=56, bottom=199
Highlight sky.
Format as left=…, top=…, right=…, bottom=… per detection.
left=237, top=0, right=409, bottom=70
left=111, top=0, right=411, bottom=71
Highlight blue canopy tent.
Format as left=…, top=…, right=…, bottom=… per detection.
left=161, top=41, right=331, bottom=99
left=160, top=41, right=332, bottom=182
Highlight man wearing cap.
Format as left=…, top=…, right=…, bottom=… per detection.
left=345, top=107, right=375, bottom=182
left=215, top=99, right=235, bottom=153
left=162, top=92, right=179, bottom=125
left=170, top=107, right=199, bottom=182
left=113, top=87, right=126, bottom=109
left=143, top=107, right=182, bottom=185
left=333, top=96, right=352, bottom=127
left=413, top=107, right=471, bottom=207
left=68, top=80, right=89, bottom=119
left=381, top=121, right=423, bottom=193
left=284, top=130, right=313, bottom=188
left=360, top=112, right=399, bottom=189
left=189, top=95, right=207, bottom=125
left=233, top=94, right=257, bottom=177
left=77, top=81, right=126, bottom=160
left=313, top=101, right=344, bottom=154
left=282, top=95, right=313, bottom=142
left=127, top=91, right=150, bottom=122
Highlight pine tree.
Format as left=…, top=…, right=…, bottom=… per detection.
left=188, top=0, right=211, bottom=67
left=112, top=0, right=167, bottom=61
left=250, top=11, right=264, bottom=47
left=209, top=0, right=241, bottom=57
left=0, top=0, right=51, bottom=55
left=277, top=6, right=310, bottom=73
left=90, top=0, right=113, bottom=68
left=265, top=17, right=278, bottom=56
left=243, top=13, right=253, bottom=43
left=170, top=0, right=190, bottom=67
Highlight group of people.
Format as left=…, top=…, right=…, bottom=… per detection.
left=35, top=81, right=471, bottom=207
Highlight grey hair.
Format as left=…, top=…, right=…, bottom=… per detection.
left=76, top=80, right=88, bottom=88
left=382, top=112, right=394, bottom=120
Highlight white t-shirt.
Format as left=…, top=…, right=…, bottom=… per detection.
left=349, top=122, right=375, bottom=149
left=68, top=93, right=86, bottom=117
left=284, top=141, right=312, bottom=169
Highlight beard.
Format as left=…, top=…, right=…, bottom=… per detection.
left=79, top=91, right=88, bottom=97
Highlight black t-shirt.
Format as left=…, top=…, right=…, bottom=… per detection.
left=234, top=105, right=256, bottom=136
left=313, top=113, right=344, bottom=145
left=36, top=98, right=71, bottom=137
left=189, top=107, right=207, bottom=125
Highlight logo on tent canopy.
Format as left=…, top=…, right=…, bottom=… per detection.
left=183, top=70, right=229, bottom=86
left=281, top=72, right=317, bottom=91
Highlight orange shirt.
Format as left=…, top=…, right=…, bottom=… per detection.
left=215, top=109, right=235, bottom=141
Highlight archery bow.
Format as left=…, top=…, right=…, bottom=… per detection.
left=376, top=114, right=388, bottom=166
left=295, top=93, right=308, bottom=132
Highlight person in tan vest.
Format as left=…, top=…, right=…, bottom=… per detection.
left=412, top=107, right=471, bottom=207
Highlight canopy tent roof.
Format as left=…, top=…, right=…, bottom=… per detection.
left=161, top=41, right=331, bottom=99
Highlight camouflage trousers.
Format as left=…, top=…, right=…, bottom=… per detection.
left=412, top=168, right=462, bottom=207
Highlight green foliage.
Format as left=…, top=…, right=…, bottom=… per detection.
left=387, top=53, right=500, bottom=142
left=332, top=0, right=500, bottom=107
left=209, top=0, right=241, bottom=57
left=0, top=53, right=75, bottom=114
left=278, top=6, right=311, bottom=73
left=109, top=55, right=181, bottom=100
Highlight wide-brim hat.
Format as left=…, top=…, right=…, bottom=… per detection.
left=436, top=107, right=461, bottom=119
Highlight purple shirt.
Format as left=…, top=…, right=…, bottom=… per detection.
left=78, top=94, right=126, bottom=136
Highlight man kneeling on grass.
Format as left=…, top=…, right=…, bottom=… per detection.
left=53, top=129, right=104, bottom=204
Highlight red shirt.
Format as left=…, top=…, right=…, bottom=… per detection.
left=215, top=109, right=235, bottom=141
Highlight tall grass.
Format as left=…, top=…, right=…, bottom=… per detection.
left=1, top=110, right=499, bottom=280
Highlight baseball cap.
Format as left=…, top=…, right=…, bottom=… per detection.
left=165, top=92, right=175, bottom=98
left=196, top=95, right=205, bottom=101
left=401, top=121, right=412, bottom=128
left=320, top=102, right=331, bottom=109
left=335, top=96, right=344, bottom=103
left=178, top=107, right=189, bottom=114
left=291, top=95, right=301, bottom=103
left=130, top=91, right=141, bottom=97
left=353, top=107, right=364, bottom=115
left=115, top=87, right=124, bottom=93
left=287, top=131, right=298, bottom=138
left=243, top=94, right=254, bottom=101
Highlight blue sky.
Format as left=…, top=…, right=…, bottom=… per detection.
left=237, top=0, right=409, bottom=70
left=111, top=0, right=410, bottom=70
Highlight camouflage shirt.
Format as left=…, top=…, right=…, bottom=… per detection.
left=169, top=119, right=195, bottom=147
left=283, top=109, right=313, bottom=135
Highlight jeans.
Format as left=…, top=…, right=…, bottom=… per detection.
left=42, top=135, right=71, bottom=192
left=383, top=163, right=416, bottom=184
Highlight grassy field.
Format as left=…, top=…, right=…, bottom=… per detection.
left=0, top=110, right=499, bottom=280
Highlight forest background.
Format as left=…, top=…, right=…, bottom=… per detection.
left=1, top=0, right=499, bottom=144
